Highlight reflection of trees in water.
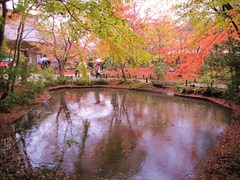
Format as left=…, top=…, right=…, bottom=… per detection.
left=79, top=120, right=90, bottom=158
left=53, top=94, right=74, bottom=172
left=56, top=94, right=74, bottom=143
left=75, top=120, right=90, bottom=173
left=0, top=94, right=72, bottom=177
left=88, top=92, right=145, bottom=179
left=111, top=92, right=140, bottom=151
left=94, top=90, right=101, bottom=104
left=56, top=94, right=71, bottom=122
left=0, top=122, right=32, bottom=177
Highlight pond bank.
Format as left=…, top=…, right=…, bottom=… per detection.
left=0, top=84, right=239, bottom=179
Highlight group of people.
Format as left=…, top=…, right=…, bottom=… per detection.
left=37, top=54, right=51, bottom=70
left=38, top=55, right=103, bottom=78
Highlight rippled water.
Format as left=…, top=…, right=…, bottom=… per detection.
left=15, top=88, right=231, bottom=179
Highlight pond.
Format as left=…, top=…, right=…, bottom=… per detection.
left=14, top=88, right=231, bottom=179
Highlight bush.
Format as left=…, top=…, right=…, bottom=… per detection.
left=175, top=85, right=186, bottom=93
left=75, top=79, right=92, bottom=86
left=129, top=80, right=150, bottom=89
left=199, top=73, right=212, bottom=84
left=0, top=91, right=35, bottom=110
left=175, top=85, right=201, bottom=94
left=175, top=85, right=225, bottom=98
left=27, top=80, right=45, bottom=94
left=44, top=80, right=58, bottom=86
left=92, top=79, right=109, bottom=85
left=56, top=76, right=73, bottom=85
left=222, top=90, right=240, bottom=103
left=117, top=78, right=128, bottom=85
left=193, top=88, right=205, bottom=95
left=41, top=68, right=55, bottom=82
left=153, top=61, right=167, bottom=79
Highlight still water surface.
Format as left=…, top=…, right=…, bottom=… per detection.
left=15, top=88, right=231, bottom=179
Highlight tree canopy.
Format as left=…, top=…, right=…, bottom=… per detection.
left=174, top=0, right=240, bottom=39
left=35, top=0, right=155, bottom=79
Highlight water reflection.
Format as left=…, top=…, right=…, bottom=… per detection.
left=9, top=88, right=231, bottom=179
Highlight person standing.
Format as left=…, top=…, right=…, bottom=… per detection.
left=95, top=65, right=101, bottom=78
left=38, top=54, right=51, bottom=70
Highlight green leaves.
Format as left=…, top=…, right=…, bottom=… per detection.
left=175, top=0, right=240, bottom=37
left=66, top=139, right=78, bottom=148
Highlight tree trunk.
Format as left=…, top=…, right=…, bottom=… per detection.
left=0, top=2, right=8, bottom=53
left=120, top=63, right=127, bottom=81
left=57, top=59, right=65, bottom=77
left=10, top=21, right=25, bottom=92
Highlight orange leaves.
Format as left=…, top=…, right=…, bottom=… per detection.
left=7, top=12, right=21, bottom=21
left=155, top=21, right=234, bottom=80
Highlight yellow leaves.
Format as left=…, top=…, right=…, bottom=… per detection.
left=96, top=41, right=111, bottom=59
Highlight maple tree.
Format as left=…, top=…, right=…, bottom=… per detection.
left=142, top=16, right=177, bottom=79
left=166, top=28, right=229, bottom=80
left=165, top=1, right=239, bottom=80
left=144, top=16, right=175, bottom=56
left=93, top=0, right=155, bottom=80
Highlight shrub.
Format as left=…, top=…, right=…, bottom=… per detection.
left=193, top=88, right=205, bottom=95
left=27, top=80, right=45, bottom=94
left=129, top=80, right=149, bottom=89
left=0, top=91, right=35, bottom=110
left=199, top=73, right=212, bottom=84
left=92, top=79, right=109, bottom=85
left=201, top=87, right=223, bottom=98
left=222, top=90, right=240, bottom=103
left=44, top=80, right=58, bottom=86
left=75, top=79, right=93, bottom=86
left=175, top=85, right=186, bottom=93
left=41, top=68, right=55, bottom=82
left=116, top=79, right=127, bottom=85
left=55, top=76, right=73, bottom=85
left=153, top=61, right=167, bottom=79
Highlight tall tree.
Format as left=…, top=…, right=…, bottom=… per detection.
left=0, top=0, right=11, bottom=53
left=161, top=0, right=240, bottom=79
left=94, top=0, right=155, bottom=80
